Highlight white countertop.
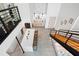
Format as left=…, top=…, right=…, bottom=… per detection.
left=21, top=29, right=35, bottom=52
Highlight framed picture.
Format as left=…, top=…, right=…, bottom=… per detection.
left=69, top=18, right=74, bottom=24
left=64, top=19, right=67, bottom=25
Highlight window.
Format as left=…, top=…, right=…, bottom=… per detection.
left=0, top=6, right=21, bottom=44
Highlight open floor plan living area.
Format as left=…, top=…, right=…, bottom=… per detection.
left=0, top=3, right=79, bottom=56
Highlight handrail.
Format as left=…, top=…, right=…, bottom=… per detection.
left=52, top=29, right=79, bottom=36
left=51, top=29, right=79, bottom=43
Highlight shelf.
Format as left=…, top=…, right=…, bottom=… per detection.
left=33, top=30, right=38, bottom=50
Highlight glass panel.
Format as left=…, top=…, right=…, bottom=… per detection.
left=0, top=21, right=7, bottom=44
left=0, top=6, right=21, bottom=44
left=0, top=7, right=21, bottom=32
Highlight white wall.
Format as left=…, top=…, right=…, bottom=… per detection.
left=15, top=3, right=31, bottom=22
left=47, top=3, right=61, bottom=17
left=15, top=3, right=32, bottom=28
left=55, top=3, right=79, bottom=30
left=71, top=16, right=79, bottom=31
left=45, top=3, right=61, bottom=28
left=0, top=4, right=5, bottom=10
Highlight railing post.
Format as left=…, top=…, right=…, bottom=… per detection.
left=65, top=30, right=69, bottom=37
left=57, top=30, right=59, bottom=34
left=65, top=33, right=72, bottom=44
left=54, top=30, right=57, bottom=37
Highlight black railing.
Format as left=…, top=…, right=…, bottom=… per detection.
left=50, top=29, right=79, bottom=56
